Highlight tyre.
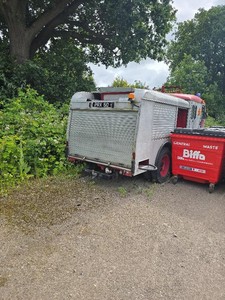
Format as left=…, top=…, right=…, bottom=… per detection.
left=209, top=183, right=215, bottom=193
left=152, top=147, right=171, bottom=183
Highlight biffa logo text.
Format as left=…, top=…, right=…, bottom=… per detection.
left=183, top=149, right=206, bottom=160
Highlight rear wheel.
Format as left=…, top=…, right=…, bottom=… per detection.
left=153, top=147, right=171, bottom=183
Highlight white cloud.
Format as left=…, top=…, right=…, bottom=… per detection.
left=90, top=0, right=225, bottom=89
left=90, top=59, right=169, bottom=89
left=174, top=0, right=213, bottom=21
left=214, top=0, right=225, bottom=4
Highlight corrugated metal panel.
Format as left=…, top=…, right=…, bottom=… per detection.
left=69, top=110, right=138, bottom=167
left=152, top=103, right=176, bottom=140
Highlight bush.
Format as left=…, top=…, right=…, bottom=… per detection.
left=205, top=116, right=223, bottom=127
left=0, top=87, right=69, bottom=193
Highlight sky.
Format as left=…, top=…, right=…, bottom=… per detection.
left=89, top=0, right=225, bottom=89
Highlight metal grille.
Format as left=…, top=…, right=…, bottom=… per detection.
left=69, top=110, right=138, bottom=167
left=152, top=103, right=176, bottom=140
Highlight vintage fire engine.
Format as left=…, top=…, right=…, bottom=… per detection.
left=66, top=87, right=206, bottom=183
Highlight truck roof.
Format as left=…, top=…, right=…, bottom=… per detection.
left=170, top=93, right=205, bottom=104
left=141, top=90, right=190, bottom=108
left=71, top=88, right=191, bottom=109
left=96, top=87, right=134, bottom=93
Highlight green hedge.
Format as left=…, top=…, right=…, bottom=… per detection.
left=0, top=87, right=69, bottom=193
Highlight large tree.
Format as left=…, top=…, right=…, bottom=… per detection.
left=0, top=0, right=175, bottom=65
left=12, top=39, right=96, bottom=103
left=165, top=54, right=225, bottom=120
left=166, top=5, right=225, bottom=94
left=166, top=54, right=208, bottom=95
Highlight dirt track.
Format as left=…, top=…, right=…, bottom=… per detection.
left=1, top=175, right=225, bottom=300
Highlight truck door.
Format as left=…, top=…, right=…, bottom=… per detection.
left=176, top=108, right=188, bottom=128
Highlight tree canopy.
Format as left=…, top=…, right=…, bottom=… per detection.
left=165, top=5, right=225, bottom=122
left=0, top=0, right=176, bottom=66
left=13, top=39, right=96, bottom=103
left=166, top=54, right=208, bottom=95
left=166, top=5, right=225, bottom=95
left=0, top=38, right=95, bottom=103
left=112, top=76, right=149, bottom=89
left=165, top=54, right=225, bottom=120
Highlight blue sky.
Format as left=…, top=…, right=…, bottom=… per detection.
left=89, top=0, right=225, bottom=88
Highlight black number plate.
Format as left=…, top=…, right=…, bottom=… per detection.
left=91, top=102, right=114, bottom=108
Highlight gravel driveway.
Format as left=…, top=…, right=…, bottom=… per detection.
left=1, top=175, right=225, bottom=300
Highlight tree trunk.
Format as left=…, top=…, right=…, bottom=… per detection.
left=0, top=0, right=81, bottom=64
left=0, top=0, right=31, bottom=63
left=9, top=25, right=31, bottom=64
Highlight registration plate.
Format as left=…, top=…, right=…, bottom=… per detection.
left=91, top=102, right=114, bottom=108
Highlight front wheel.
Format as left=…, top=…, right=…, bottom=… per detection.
left=153, top=147, right=171, bottom=183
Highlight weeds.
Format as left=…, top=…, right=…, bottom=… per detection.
left=118, top=186, right=127, bottom=197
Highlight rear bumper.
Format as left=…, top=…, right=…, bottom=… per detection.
left=67, top=155, right=133, bottom=177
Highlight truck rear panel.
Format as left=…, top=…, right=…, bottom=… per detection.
left=68, top=109, right=138, bottom=169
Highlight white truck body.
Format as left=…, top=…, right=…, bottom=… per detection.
left=67, top=88, right=206, bottom=180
